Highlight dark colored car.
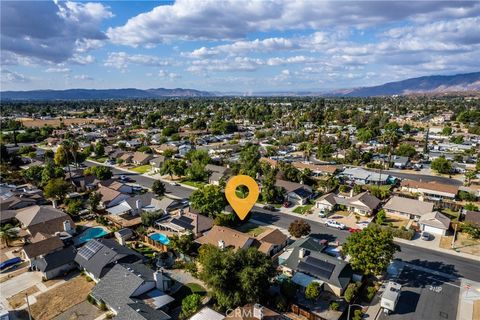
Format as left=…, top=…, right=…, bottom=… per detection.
left=283, top=201, right=291, bottom=208
left=263, top=204, right=277, bottom=212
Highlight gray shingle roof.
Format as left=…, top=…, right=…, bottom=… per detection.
left=74, top=238, right=143, bottom=279
left=35, top=246, right=76, bottom=272
left=384, top=196, right=434, bottom=216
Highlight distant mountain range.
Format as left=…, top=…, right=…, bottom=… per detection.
left=1, top=72, right=479, bottom=100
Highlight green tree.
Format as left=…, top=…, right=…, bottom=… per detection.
left=44, top=178, right=71, bottom=203
left=94, top=143, right=105, bottom=157
left=0, top=224, right=18, bottom=247
left=22, top=165, right=43, bottom=185
left=152, top=180, right=166, bottom=197
left=305, top=282, right=320, bottom=300
left=84, top=166, right=112, bottom=180
left=462, top=223, right=480, bottom=239
left=198, top=245, right=274, bottom=311
left=169, top=233, right=195, bottom=256
left=186, top=161, right=208, bottom=181
left=54, top=145, right=69, bottom=166
left=180, top=294, right=202, bottom=319
left=356, top=128, right=374, bottom=143
left=186, top=149, right=210, bottom=165
left=88, top=192, right=101, bottom=212
left=190, top=185, right=227, bottom=217
left=160, top=159, right=187, bottom=179
left=261, top=167, right=282, bottom=203
left=66, top=199, right=83, bottom=216
left=376, top=209, right=386, bottom=225
left=431, top=156, right=453, bottom=174
left=288, top=219, right=311, bottom=238
left=239, top=145, right=261, bottom=178
left=141, top=210, right=163, bottom=227
left=344, top=283, right=358, bottom=303
left=396, top=144, right=417, bottom=158
left=342, top=224, right=399, bottom=275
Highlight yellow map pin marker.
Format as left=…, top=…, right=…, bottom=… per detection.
left=225, top=175, right=259, bottom=220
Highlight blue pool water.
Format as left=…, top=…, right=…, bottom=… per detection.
left=149, top=233, right=170, bottom=245
left=77, top=227, right=108, bottom=244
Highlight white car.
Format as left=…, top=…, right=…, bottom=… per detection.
left=325, top=220, right=345, bottom=230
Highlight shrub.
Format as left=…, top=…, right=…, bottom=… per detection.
left=274, top=294, right=288, bottom=312
left=344, top=283, right=358, bottom=303
left=185, top=261, right=198, bottom=276
left=98, top=301, right=108, bottom=311
left=329, top=301, right=340, bottom=311
left=353, top=309, right=363, bottom=320
left=85, top=276, right=93, bottom=282
left=365, top=286, right=377, bottom=302
left=86, top=294, right=96, bottom=305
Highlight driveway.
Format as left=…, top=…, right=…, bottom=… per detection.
left=0, top=271, right=43, bottom=299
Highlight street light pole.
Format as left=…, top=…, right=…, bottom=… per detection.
left=347, top=303, right=364, bottom=320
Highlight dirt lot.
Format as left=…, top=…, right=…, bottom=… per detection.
left=19, top=117, right=106, bottom=128
left=440, top=233, right=480, bottom=256
left=30, top=275, right=95, bottom=320
left=7, top=286, right=39, bottom=308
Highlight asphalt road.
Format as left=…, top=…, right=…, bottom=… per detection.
left=85, top=160, right=479, bottom=281
left=84, top=160, right=193, bottom=199
left=366, top=168, right=463, bottom=186
left=251, top=208, right=480, bottom=281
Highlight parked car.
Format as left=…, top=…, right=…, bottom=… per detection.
left=283, top=201, right=291, bottom=208
left=318, top=210, right=328, bottom=218
left=119, top=175, right=134, bottom=182
left=348, top=227, right=361, bottom=233
left=325, top=220, right=346, bottom=230
left=169, top=182, right=179, bottom=186
left=105, top=159, right=115, bottom=165
left=263, top=204, right=277, bottom=212
left=421, top=231, right=431, bottom=241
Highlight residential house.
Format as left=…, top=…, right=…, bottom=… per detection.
left=340, top=167, right=392, bottom=185
left=22, top=235, right=64, bottom=263
left=74, top=238, right=144, bottom=282
left=196, top=226, right=255, bottom=251
left=464, top=210, right=480, bottom=227
left=91, top=264, right=173, bottom=320
left=15, top=205, right=76, bottom=237
left=255, top=228, right=289, bottom=257
left=156, top=207, right=214, bottom=237
left=315, top=192, right=380, bottom=216
left=119, top=153, right=134, bottom=164
left=132, top=152, right=154, bottom=166
left=292, top=162, right=338, bottom=177
left=125, top=140, right=142, bottom=149
left=280, top=237, right=353, bottom=296
left=32, top=246, right=77, bottom=280
left=106, top=193, right=184, bottom=217
left=275, top=179, right=314, bottom=205
left=99, top=180, right=134, bottom=194
left=150, top=156, right=166, bottom=173
left=178, top=144, right=193, bottom=157
left=418, top=211, right=451, bottom=235
left=206, top=164, right=229, bottom=185
left=383, top=196, right=434, bottom=221
left=97, top=185, right=130, bottom=208
left=400, top=179, right=458, bottom=201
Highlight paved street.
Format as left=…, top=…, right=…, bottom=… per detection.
left=366, top=168, right=463, bottom=186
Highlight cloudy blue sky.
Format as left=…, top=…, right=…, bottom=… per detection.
left=1, top=0, right=479, bottom=92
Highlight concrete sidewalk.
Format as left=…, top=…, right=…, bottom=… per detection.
left=457, top=278, right=480, bottom=320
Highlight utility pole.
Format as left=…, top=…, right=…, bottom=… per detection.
left=25, top=293, right=32, bottom=320
left=451, top=223, right=458, bottom=248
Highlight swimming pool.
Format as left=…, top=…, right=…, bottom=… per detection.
left=149, top=233, right=170, bottom=245
left=77, top=227, right=108, bottom=245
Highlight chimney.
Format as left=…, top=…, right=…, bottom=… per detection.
left=63, top=220, right=73, bottom=234
left=299, top=248, right=308, bottom=259
left=253, top=304, right=264, bottom=320
left=154, top=270, right=166, bottom=291
left=218, top=240, right=225, bottom=250
left=135, top=199, right=142, bottom=215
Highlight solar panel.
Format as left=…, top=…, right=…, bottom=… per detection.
left=178, top=216, right=193, bottom=224
left=78, top=239, right=104, bottom=260
left=171, top=218, right=194, bottom=230
left=304, top=256, right=335, bottom=273
left=298, top=261, right=333, bottom=280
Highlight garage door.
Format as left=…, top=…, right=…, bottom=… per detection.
left=423, top=225, right=445, bottom=236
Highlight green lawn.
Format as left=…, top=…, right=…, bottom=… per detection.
left=293, top=204, right=314, bottom=214
left=171, top=283, right=206, bottom=308
left=441, top=208, right=460, bottom=221
left=87, top=156, right=108, bottom=163
left=180, top=179, right=206, bottom=188
left=131, top=165, right=152, bottom=174
left=236, top=222, right=268, bottom=237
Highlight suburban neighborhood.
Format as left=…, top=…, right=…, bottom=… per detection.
left=1, top=96, right=479, bottom=320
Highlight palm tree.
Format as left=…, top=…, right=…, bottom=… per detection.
left=0, top=224, right=18, bottom=248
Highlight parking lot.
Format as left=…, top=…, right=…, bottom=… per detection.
left=379, top=266, right=460, bottom=320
